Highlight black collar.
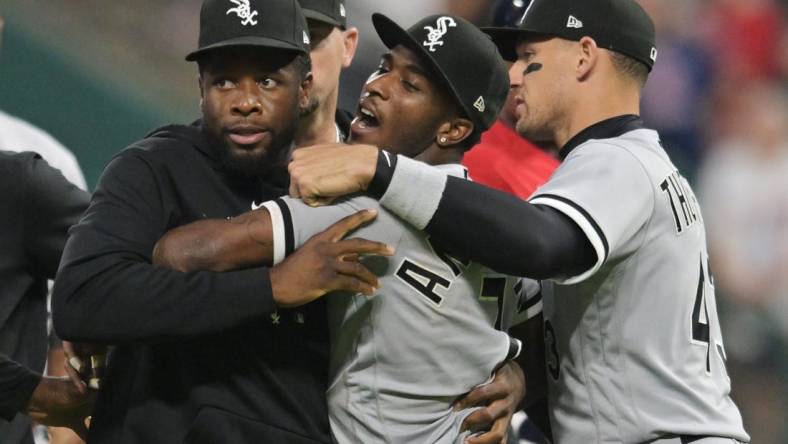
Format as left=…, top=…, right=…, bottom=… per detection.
left=559, top=114, right=645, bottom=161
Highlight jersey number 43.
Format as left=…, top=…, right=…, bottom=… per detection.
left=692, top=254, right=729, bottom=378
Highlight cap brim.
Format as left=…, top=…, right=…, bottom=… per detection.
left=185, top=36, right=306, bottom=61
left=482, top=27, right=548, bottom=62
left=371, top=13, right=472, bottom=121
left=302, top=9, right=343, bottom=28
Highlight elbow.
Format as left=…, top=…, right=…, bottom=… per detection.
left=153, top=232, right=222, bottom=273
left=51, top=290, right=86, bottom=341
left=152, top=237, right=193, bottom=273
left=51, top=275, right=104, bottom=342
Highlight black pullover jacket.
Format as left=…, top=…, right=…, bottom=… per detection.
left=52, top=122, right=331, bottom=444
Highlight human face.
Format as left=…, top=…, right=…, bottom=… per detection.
left=512, top=37, right=574, bottom=144
left=199, top=47, right=308, bottom=178
left=349, top=45, right=455, bottom=157
left=499, top=59, right=526, bottom=128
left=303, top=20, right=346, bottom=115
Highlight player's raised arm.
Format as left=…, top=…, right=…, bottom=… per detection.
left=289, top=145, right=596, bottom=279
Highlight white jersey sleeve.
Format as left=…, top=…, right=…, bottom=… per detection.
left=261, top=194, right=394, bottom=265
left=529, top=142, right=654, bottom=284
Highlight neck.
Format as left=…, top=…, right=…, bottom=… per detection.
left=295, top=89, right=340, bottom=148
left=414, top=143, right=464, bottom=166
left=555, top=83, right=641, bottom=149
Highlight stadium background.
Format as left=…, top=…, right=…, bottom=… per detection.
left=1, top=0, right=786, bottom=442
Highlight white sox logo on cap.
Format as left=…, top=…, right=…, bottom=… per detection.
left=227, top=0, right=259, bottom=26
left=340, top=2, right=346, bottom=18
left=518, top=0, right=535, bottom=25
left=423, top=16, right=457, bottom=52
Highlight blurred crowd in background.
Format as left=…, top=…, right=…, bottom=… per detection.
left=1, top=0, right=787, bottom=442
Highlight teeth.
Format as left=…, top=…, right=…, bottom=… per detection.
left=360, top=108, right=375, bottom=118
left=352, top=117, right=368, bottom=129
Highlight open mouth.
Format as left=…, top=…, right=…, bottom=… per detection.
left=227, top=125, right=268, bottom=147
left=352, top=104, right=380, bottom=130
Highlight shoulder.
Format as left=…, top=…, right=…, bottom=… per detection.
left=0, top=149, right=40, bottom=167
left=0, top=112, right=86, bottom=178
left=111, top=123, right=209, bottom=170
left=0, top=150, right=49, bottom=184
left=565, top=130, right=663, bottom=179
left=0, top=151, right=82, bottom=207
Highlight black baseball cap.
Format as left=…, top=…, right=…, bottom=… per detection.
left=491, top=0, right=531, bottom=28
left=186, top=0, right=310, bottom=61
left=484, top=0, right=658, bottom=71
left=299, top=0, right=347, bottom=28
left=372, top=13, right=509, bottom=133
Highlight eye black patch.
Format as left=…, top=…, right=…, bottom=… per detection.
left=524, top=63, right=543, bottom=75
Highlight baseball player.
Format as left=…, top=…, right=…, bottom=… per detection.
left=51, top=1, right=392, bottom=442
left=284, top=0, right=751, bottom=443
left=296, top=0, right=359, bottom=146
left=460, top=0, right=559, bottom=200
left=153, top=13, right=542, bottom=444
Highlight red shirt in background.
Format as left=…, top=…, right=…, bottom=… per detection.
left=463, top=122, right=559, bottom=199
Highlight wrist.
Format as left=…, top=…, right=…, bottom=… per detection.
left=268, top=264, right=290, bottom=308
left=378, top=156, right=448, bottom=230
left=27, top=376, right=54, bottom=415
left=368, top=149, right=397, bottom=199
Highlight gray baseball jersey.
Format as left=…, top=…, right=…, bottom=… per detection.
left=529, top=125, right=749, bottom=443
left=263, top=164, right=541, bottom=444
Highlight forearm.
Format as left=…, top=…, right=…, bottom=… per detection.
left=376, top=156, right=594, bottom=278
left=153, top=210, right=274, bottom=273
left=0, top=356, right=42, bottom=421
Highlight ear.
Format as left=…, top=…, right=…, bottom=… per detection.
left=341, top=27, right=360, bottom=68
left=576, top=36, right=599, bottom=80
left=436, top=118, right=474, bottom=147
left=299, top=71, right=314, bottom=110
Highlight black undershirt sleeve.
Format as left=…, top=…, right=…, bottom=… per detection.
left=425, top=176, right=596, bottom=279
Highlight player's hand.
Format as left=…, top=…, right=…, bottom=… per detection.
left=269, top=209, right=394, bottom=307
left=63, top=341, right=108, bottom=392
left=289, top=143, right=379, bottom=207
left=26, top=376, right=96, bottom=439
left=454, top=360, right=526, bottom=444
